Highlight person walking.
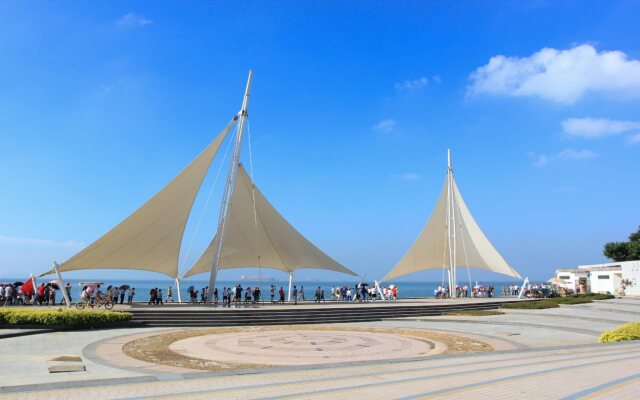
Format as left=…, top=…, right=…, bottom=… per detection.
left=278, top=286, right=285, bottom=303
left=299, top=286, right=305, bottom=301
left=293, top=286, right=298, bottom=304
left=270, top=285, right=275, bottom=303
left=119, top=287, right=125, bottom=304
left=157, top=288, right=163, bottom=305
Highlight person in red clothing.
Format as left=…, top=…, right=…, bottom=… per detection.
left=37, top=283, right=46, bottom=305
left=278, top=287, right=285, bottom=303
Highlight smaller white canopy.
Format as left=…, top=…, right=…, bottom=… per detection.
left=183, top=165, right=356, bottom=278
left=382, top=170, right=521, bottom=282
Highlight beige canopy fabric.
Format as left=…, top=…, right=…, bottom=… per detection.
left=382, top=173, right=521, bottom=282
left=40, top=118, right=236, bottom=278
left=183, top=165, right=356, bottom=278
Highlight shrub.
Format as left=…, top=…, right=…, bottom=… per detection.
left=501, top=293, right=615, bottom=310
left=0, top=308, right=132, bottom=327
left=599, top=322, right=640, bottom=343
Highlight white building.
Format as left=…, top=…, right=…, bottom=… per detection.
left=555, top=260, right=640, bottom=295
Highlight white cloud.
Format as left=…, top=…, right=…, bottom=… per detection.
left=395, top=77, right=428, bottom=90
left=562, top=118, right=640, bottom=139
left=468, top=44, right=640, bottom=104
left=391, top=173, right=422, bottom=182
left=628, top=133, right=640, bottom=144
left=116, top=13, right=152, bottom=29
left=531, top=149, right=598, bottom=166
left=373, top=119, right=397, bottom=132
left=0, top=235, right=83, bottom=249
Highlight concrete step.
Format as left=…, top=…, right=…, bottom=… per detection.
left=129, top=301, right=510, bottom=327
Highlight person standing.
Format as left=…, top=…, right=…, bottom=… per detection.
left=128, top=287, right=135, bottom=304
left=157, top=288, right=163, bottom=305
left=292, top=286, right=298, bottom=304
left=49, top=285, right=57, bottom=305
left=166, top=286, right=173, bottom=303
left=119, top=287, right=125, bottom=304
left=279, top=286, right=285, bottom=303
left=270, top=285, right=275, bottom=303
left=299, top=286, right=305, bottom=301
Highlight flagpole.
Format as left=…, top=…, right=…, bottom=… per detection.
left=207, top=70, right=253, bottom=305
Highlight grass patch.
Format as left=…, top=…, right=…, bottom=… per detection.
left=0, top=308, right=132, bottom=327
left=581, top=293, right=616, bottom=300
left=599, top=322, right=640, bottom=343
left=501, top=299, right=560, bottom=309
left=444, top=310, right=504, bottom=316
left=501, top=293, right=615, bottom=310
left=554, top=296, right=593, bottom=305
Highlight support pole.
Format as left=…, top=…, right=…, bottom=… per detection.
left=375, top=280, right=385, bottom=300
left=53, top=261, right=71, bottom=307
left=518, top=277, right=529, bottom=300
left=446, top=149, right=457, bottom=299
left=175, top=277, right=182, bottom=303
left=207, top=70, right=253, bottom=305
left=287, top=272, right=293, bottom=302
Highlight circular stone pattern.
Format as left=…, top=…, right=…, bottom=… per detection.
left=169, top=330, right=442, bottom=366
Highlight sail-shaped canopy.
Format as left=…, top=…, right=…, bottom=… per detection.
left=382, top=172, right=521, bottom=282
left=40, top=118, right=237, bottom=278
left=183, top=165, right=357, bottom=278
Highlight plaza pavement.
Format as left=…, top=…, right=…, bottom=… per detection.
left=0, top=297, right=638, bottom=399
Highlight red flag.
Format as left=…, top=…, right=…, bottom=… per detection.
left=22, top=277, right=35, bottom=296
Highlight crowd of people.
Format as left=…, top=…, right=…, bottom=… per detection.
left=2, top=279, right=536, bottom=307
left=434, top=284, right=496, bottom=298
left=0, top=281, right=72, bottom=306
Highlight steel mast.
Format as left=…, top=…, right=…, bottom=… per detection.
left=206, top=70, right=253, bottom=305
left=447, top=149, right=457, bottom=299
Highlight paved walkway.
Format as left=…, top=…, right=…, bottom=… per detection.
left=0, top=298, right=638, bottom=398
left=2, top=341, right=639, bottom=399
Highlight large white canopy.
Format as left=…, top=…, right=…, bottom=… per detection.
left=40, top=118, right=236, bottom=278
left=382, top=172, right=521, bottom=282
left=183, top=165, right=357, bottom=278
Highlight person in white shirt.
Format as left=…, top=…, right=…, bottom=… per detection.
left=166, top=286, right=174, bottom=302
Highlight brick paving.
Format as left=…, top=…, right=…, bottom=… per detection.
left=3, top=341, right=639, bottom=399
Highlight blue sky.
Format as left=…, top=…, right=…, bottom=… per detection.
left=1, top=1, right=639, bottom=283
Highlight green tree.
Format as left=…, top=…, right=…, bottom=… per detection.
left=604, top=226, right=640, bottom=261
